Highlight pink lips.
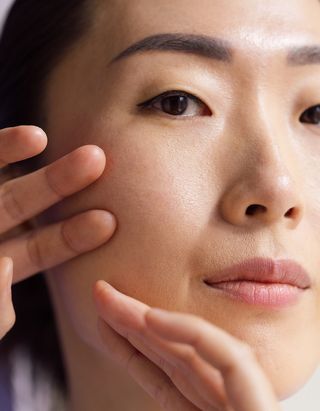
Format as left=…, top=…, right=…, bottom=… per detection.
left=204, top=257, right=311, bottom=308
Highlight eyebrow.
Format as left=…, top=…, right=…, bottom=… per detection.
left=109, top=33, right=233, bottom=65
left=109, top=32, right=320, bottom=68
left=287, top=45, right=320, bottom=66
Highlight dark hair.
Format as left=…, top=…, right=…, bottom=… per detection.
left=0, top=0, right=95, bottom=398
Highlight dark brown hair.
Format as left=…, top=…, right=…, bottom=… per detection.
left=0, top=0, right=95, bottom=397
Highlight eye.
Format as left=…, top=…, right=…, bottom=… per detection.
left=137, top=90, right=211, bottom=117
left=300, top=105, right=320, bottom=125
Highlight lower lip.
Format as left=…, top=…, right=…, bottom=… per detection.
left=207, top=281, right=305, bottom=308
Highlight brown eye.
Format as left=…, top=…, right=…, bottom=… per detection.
left=161, top=95, right=188, bottom=115
left=300, top=105, right=320, bottom=125
left=137, top=90, right=211, bottom=117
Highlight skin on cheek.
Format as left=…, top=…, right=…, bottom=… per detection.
left=104, top=150, right=115, bottom=177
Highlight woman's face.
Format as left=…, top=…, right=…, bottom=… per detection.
left=39, top=0, right=320, bottom=400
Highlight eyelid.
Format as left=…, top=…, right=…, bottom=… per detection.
left=300, top=104, right=320, bottom=124
left=137, top=89, right=205, bottom=108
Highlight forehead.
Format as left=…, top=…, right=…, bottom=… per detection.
left=96, top=0, right=320, bottom=62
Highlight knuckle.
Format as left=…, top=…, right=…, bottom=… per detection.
left=44, top=167, right=65, bottom=199
left=177, top=346, right=198, bottom=376
left=0, top=182, right=25, bottom=222
left=26, top=230, right=45, bottom=270
left=182, top=345, right=197, bottom=366
left=61, top=221, right=82, bottom=254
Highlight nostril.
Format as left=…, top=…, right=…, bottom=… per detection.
left=246, top=204, right=267, bottom=216
left=285, top=207, right=295, bottom=217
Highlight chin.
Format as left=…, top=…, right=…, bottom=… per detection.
left=257, top=352, right=319, bottom=401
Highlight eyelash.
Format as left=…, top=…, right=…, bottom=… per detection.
left=137, top=90, right=211, bottom=118
left=300, top=105, right=320, bottom=125
left=137, top=90, right=320, bottom=125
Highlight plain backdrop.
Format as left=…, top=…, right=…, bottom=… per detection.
left=0, top=0, right=319, bottom=409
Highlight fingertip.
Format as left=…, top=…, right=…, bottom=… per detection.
left=2, top=125, right=48, bottom=160
left=31, top=126, right=48, bottom=147
left=92, top=280, right=113, bottom=303
left=78, top=209, right=117, bottom=248
left=90, top=145, right=107, bottom=178
left=92, top=209, right=117, bottom=231
left=73, top=145, right=107, bottom=181
left=78, top=144, right=106, bottom=163
left=25, top=126, right=48, bottom=155
left=62, top=210, right=117, bottom=256
left=14, top=124, right=47, bottom=141
left=95, top=279, right=111, bottom=293
left=93, top=281, right=117, bottom=319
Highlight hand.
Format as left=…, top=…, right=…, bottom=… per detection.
left=0, top=125, right=116, bottom=339
left=93, top=281, right=282, bottom=411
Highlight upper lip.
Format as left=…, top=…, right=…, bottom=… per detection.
left=204, top=257, right=312, bottom=289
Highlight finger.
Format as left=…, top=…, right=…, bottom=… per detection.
left=0, top=126, right=47, bottom=168
left=93, top=281, right=228, bottom=410
left=0, top=257, right=16, bottom=339
left=126, top=331, right=222, bottom=411
left=0, top=210, right=116, bottom=283
left=96, top=317, right=201, bottom=411
left=146, top=309, right=281, bottom=411
left=129, top=333, right=229, bottom=411
left=98, top=310, right=216, bottom=410
left=0, top=145, right=106, bottom=234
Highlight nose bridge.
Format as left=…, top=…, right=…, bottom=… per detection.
left=219, top=79, right=305, bottom=228
left=234, top=79, right=291, bottom=173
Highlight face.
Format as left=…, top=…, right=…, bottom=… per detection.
left=38, top=0, right=320, bottom=401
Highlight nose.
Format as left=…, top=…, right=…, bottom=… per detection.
left=218, top=111, right=305, bottom=229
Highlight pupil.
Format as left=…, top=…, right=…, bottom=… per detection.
left=306, top=106, right=320, bottom=123
left=162, top=95, right=188, bottom=115
left=313, top=106, right=320, bottom=121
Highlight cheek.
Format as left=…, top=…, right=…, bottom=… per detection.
left=44, top=121, right=320, bottom=394
left=45, top=124, right=213, bottom=347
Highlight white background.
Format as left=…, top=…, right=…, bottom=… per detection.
left=0, top=0, right=319, bottom=409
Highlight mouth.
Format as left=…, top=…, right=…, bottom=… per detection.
left=204, top=280, right=307, bottom=308
left=203, top=257, right=311, bottom=309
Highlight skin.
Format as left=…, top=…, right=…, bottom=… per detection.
left=0, top=126, right=116, bottom=339
left=4, top=0, right=320, bottom=409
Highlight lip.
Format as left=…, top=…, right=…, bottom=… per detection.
left=204, top=257, right=312, bottom=308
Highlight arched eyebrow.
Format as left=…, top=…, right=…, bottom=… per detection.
left=108, top=33, right=233, bottom=65
left=108, top=32, right=320, bottom=68
left=287, top=45, right=320, bottom=66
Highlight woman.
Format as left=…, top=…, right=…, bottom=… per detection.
left=0, top=0, right=319, bottom=410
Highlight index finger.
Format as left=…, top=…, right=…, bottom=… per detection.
left=145, top=310, right=281, bottom=411
left=0, top=126, right=47, bottom=168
